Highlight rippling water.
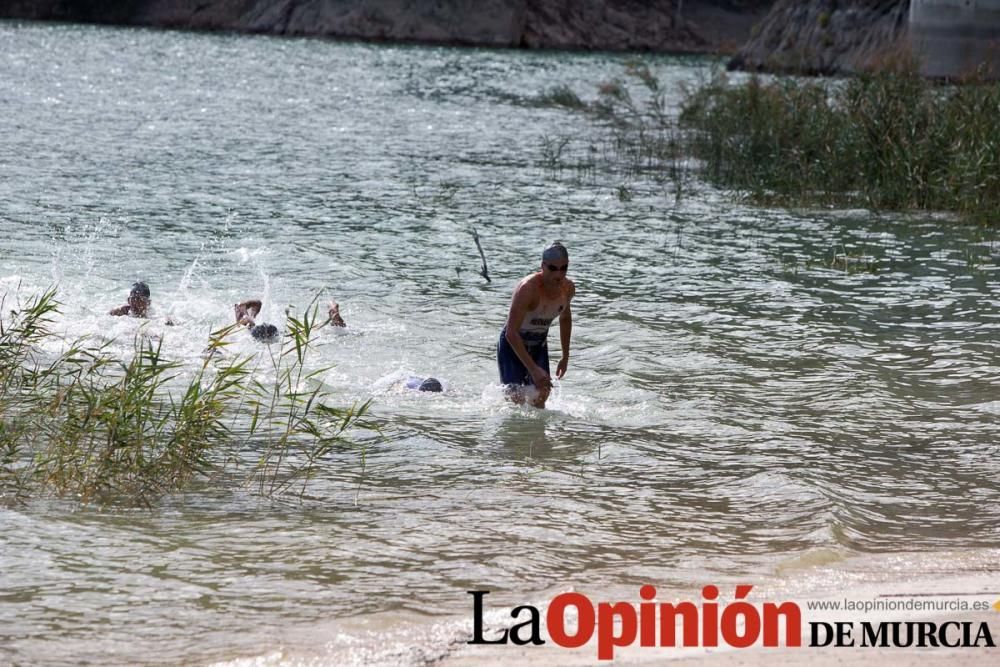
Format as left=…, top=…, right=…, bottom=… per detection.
left=2, top=19, right=999, bottom=666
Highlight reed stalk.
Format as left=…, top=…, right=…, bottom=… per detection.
left=0, top=289, right=377, bottom=506
left=535, top=62, right=1000, bottom=221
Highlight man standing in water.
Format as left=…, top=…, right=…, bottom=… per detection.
left=497, top=241, right=575, bottom=408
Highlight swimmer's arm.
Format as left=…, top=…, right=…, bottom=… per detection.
left=109, top=304, right=130, bottom=316
left=312, top=302, right=346, bottom=331
left=327, top=301, right=346, bottom=327
left=556, top=282, right=574, bottom=378
left=559, top=302, right=572, bottom=358
left=234, top=299, right=262, bottom=326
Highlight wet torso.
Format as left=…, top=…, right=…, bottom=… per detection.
left=517, top=276, right=569, bottom=346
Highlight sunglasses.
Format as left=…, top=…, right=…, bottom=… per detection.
left=546, top=263, right=569, bottom=272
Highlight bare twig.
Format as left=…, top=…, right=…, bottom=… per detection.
left=471, top=227, right=491, bottom=283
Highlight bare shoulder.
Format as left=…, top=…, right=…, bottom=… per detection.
left=518, top=273, right=539, bottom=290
left=507, top=276, right=540, bottom=326
left=514, top=273, right=540, bottom=300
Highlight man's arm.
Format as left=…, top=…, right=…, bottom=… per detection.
left=327, top=301, right=346, bottom=327
left=234, top=300, right=262, bottom=326
left=556, top=281, right=575, bottom=379
left=504, top=282, right=550, bottom=388
left=109, top=305, right=130, bottom=316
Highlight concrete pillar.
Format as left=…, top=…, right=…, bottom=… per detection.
left=910, top=0, right=1000, bottom=78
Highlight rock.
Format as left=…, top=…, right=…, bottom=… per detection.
left=0, top=1, right=774, bottom=55
left=910, top=0, right=1000, bottom=79
left=728, top=0, right=910, bottom=75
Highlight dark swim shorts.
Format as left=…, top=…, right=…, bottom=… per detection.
left=497, top=327, right=550, bottom=386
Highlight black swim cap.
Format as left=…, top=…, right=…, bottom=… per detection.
left=130, top=281, right=150, bottom=299
left=418, top=378, right=443, bottom=393
left=250, top=323, right=280, bottom=343
left=542, top=241, right=568, bottom=262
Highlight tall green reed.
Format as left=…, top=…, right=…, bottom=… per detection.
left=679, top=65, right=1000, bottom=220
left=0, top=287, right=68, bottom=499
left=535, top=62, right=691, bottom=201
left=245, top=302, right=375, bottom=499
left=0, top=289, right=376, bottom=506
left=535, top=62, right=1000, bottom=221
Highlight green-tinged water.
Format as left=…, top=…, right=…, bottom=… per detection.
left=1, top=20, right=999, bottom=667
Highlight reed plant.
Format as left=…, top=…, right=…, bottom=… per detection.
left=0, top=289, right=376, bottom=506
left=245, top=302, right=374, bottom=498
left=0, top=287, right=66, bottom=499
left=33, top=335, right=259, bottom=504
left=679, top=66, right=1000, bottom=219
left=536, top=63, right=691, bottom=199
left=0, top=287, right=61, bottom=400
left=536, top=62, right=1000, bottom=220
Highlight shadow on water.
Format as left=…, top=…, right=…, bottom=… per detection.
left=387, top=409, right=601, bottom=464
left=482, top=411, right=552, bottom=459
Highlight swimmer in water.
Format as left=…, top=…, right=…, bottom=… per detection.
left=233, top=300, right=279, bottom=343
left=235, top=299, right=345, bottom=329
left=249, top=323, right=280, bottom=344
left=497, top=241, right=575, bottom=409
left=110, top=282, right=176, bottom=325
left=232, top=299, right=345, bottom=344
left=109, top=281, right=151, bottom=317
left=403, top=376, right=443, bottom=393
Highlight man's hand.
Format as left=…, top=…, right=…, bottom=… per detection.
left=235, top=300, right=261, bottom=326
left=556, top=355, right=569, bottom=379
left=328, top=301, right=346, bottom=327
left=530, top=365, right=552, bottom=391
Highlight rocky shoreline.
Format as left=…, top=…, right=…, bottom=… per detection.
left=728, top=0, right=910, bottom=75
left=11, top=1, right=989, bottom=79
left=0, top=1, right=772, bottom=55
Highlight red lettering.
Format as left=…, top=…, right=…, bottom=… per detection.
left=720, top=602, right=761, bottom=648
left=702, top=585, right=719, bottom=646
left=762, top=602, right=801, bottom=647
left=597, top=602, right=638, bottom=660
left=659, top=602, right=699, bottom=646
left=547, top=592, right=595, bottom=648
left=639, top=585, right=657, bottom=646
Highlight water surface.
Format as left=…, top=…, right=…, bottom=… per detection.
left=1, top=20, right=999, bottom=666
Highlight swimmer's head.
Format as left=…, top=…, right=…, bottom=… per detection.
left=542, top=241, right=568, bottom=262
left=128, top=281, right=151, bottom=316
left=541, top=242, right=569, bottom=285
left=250, top=323, right=280, bottom=344
left=417, top=377, right=443, bottom=393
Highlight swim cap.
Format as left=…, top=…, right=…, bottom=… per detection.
left=130, top=281, right=150, bottom=299
left=542, top=241, right=568, bottom=262
left=250, top=323, right=280, bottom=343
left=418, top=378, right=443, bottom=393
